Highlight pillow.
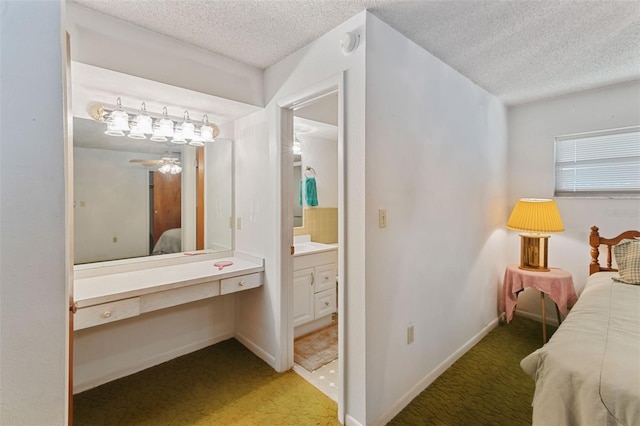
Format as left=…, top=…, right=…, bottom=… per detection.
left=613, top=239, right=640, bottom=285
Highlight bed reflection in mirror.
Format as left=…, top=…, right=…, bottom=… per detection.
left=73, top=117, right=232, bottom=264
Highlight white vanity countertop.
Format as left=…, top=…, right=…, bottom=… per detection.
left=293, top=235, right=338, bottom=257
left=75, top=255, right=264, bottom=308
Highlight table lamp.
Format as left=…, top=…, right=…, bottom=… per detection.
left=507, top=198, right=564, bottom=272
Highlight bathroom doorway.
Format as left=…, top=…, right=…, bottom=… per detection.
left=291, top=93, right=339, bottom=400
left=278, top=74, right=345, bottom=419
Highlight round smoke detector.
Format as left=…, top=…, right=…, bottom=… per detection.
left=340, top=32, right=360, bottom=56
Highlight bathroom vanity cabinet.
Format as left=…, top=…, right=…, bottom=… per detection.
left=74, top=254, right=264, bottom=330
left=293, top=248, right=337, bottom=335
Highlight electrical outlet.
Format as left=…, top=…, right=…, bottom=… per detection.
left=407, top=325, right=414, bottom=344
left=379, top=209, right=387, bottom=228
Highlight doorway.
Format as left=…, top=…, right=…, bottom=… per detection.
left=291, top=95, right=339, bottom=400
left=278, top=74, right=345, bottom=420
left=150, top=171, right=182, bottom=249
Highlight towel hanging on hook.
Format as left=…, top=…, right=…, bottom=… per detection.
left=304, top=166, right=318, bottom=206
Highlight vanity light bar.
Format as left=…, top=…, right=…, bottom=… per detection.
left=88, top=98, right=220, bottom=145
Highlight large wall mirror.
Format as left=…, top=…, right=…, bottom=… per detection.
left=72, top=62, right=259, bottom=266
left=292, top=93, right=338, bottom=230
left=73, top=118, right=232, bottom=264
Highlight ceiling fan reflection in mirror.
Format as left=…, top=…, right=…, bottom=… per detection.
left=130, top=157, right=182, bottom=174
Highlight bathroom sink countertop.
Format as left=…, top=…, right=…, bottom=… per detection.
left=293, top=235, right=337, bottom=257
left=74, top=254, right=264, bottom=308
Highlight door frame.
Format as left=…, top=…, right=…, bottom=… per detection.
left=63, top=30, right=74, bottom=425
left=276, top=72, right=346, bottom=421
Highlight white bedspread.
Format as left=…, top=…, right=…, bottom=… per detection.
left=520, top=272, right=640, bottom=426
left=152, top=228, right=182, bottom=255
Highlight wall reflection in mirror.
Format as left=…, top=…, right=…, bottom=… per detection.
left=73, top=117, right=232, bottom=264
left=292, top=92, right=339, bottom=232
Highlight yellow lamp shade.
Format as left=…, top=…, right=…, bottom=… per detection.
left=507, top=198, right=564, bottom=234
left=507, top=198, right=564, bottom=272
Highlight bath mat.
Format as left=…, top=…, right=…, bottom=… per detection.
left=294, top=323, right=338, bottom=372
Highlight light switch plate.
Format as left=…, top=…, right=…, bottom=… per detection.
left=379, top=209, right=387, bottom=228
left=407, top=325, right=414, bottom=344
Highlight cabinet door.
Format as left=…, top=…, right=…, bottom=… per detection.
left=314, top=263, right=337, bottom=293
left=293, top=268, right=314, bottom=327
left=315, top=287, right=337, bottom=319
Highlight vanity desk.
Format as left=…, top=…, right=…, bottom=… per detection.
left=74, top=253, right=264, bottom=330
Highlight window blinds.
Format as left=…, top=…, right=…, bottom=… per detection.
left=555, top=126, right=640, bottom=196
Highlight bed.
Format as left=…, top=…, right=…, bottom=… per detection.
left=152, top=228, right=182, bottom=254
left=520, top=226, right=640, bottom=426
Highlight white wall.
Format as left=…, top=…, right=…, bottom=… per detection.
left=73, top=295, right=235, bottom=393
left=205, top=138, right=233, bottom=251
left=238, top=11, right=368, bottom=424
left=295, top=92, right=339, bottom=126
left=231, top=110, right=276, bottom=363
left=74, top=148, right=151, bottom=263
left=66, top=3, right=264, bottom=107
left=299, top=133, right=338, bottom=207
left=364, top=14, right=508, bottom=424
left=507, top=81, right=640, bottom=318
left=0, top=1, right=68, bottom=423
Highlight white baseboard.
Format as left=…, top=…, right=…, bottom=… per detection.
left=345, top=414, right=364, bottom=426
left=234, top=331, right=276, bottom=369
left=73, top=331, right=234, bottom=394
left=374, top=318, right=500, bottom=426
left=294, top=315, right=333, bottom=338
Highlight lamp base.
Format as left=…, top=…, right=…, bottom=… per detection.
left=519, top=234, right=550, bottom=272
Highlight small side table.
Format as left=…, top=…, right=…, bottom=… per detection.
left=500, top=264, right=578, bottom=343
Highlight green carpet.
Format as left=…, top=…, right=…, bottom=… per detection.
left=388, top=317, right=554, bottom=426
left=73, top=339, right=340, bottom=425
left=74, top=317, right=551, bottom=425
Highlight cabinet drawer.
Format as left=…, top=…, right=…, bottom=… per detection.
left=221, top=272, right=263, bottom=295
left=140, top=280, right=220, bottom=313
left=314, top=263, right=336, bottom=293
left=74, top=298, right=140, bottom=330
left=314, top=288, right=336, bottom=319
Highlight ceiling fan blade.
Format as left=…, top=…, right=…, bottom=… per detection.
left=130, top=159, right=164, bottom=166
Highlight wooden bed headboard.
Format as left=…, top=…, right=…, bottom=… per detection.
left=589, top=226, right=640, bottom=275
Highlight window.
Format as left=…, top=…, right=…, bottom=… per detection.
left=555, top=126, right=640, bottom=197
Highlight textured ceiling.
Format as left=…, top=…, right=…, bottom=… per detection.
left=70, top=0, right=640, bottom=105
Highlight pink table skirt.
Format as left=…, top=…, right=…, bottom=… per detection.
left=500, top=264, right=578, bottom=323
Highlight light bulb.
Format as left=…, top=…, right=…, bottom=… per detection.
left=188, top=134, right=204, bottom=147
left=105, top=121, right=125, bottom=137
left=159, top=163, right=171, bottom=174
left=155, top=107, right=174, bottom=137
left=150, top=129, right=168, bottom=142
left=293, top=134, right=302, bottom=155
left=181, top=111, right=195, bottom=140
left=134, top=102, right=153, bottom=134
left=200, top=114, right=215, bottom=142
left=108, top=97, right=130, bottom=131
left=128, top=126, right=146, bottom=139
left=171, top=129, right=187, bottom=145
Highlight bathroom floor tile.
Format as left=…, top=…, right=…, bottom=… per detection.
left=293, top=359, right=338, bottom=402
